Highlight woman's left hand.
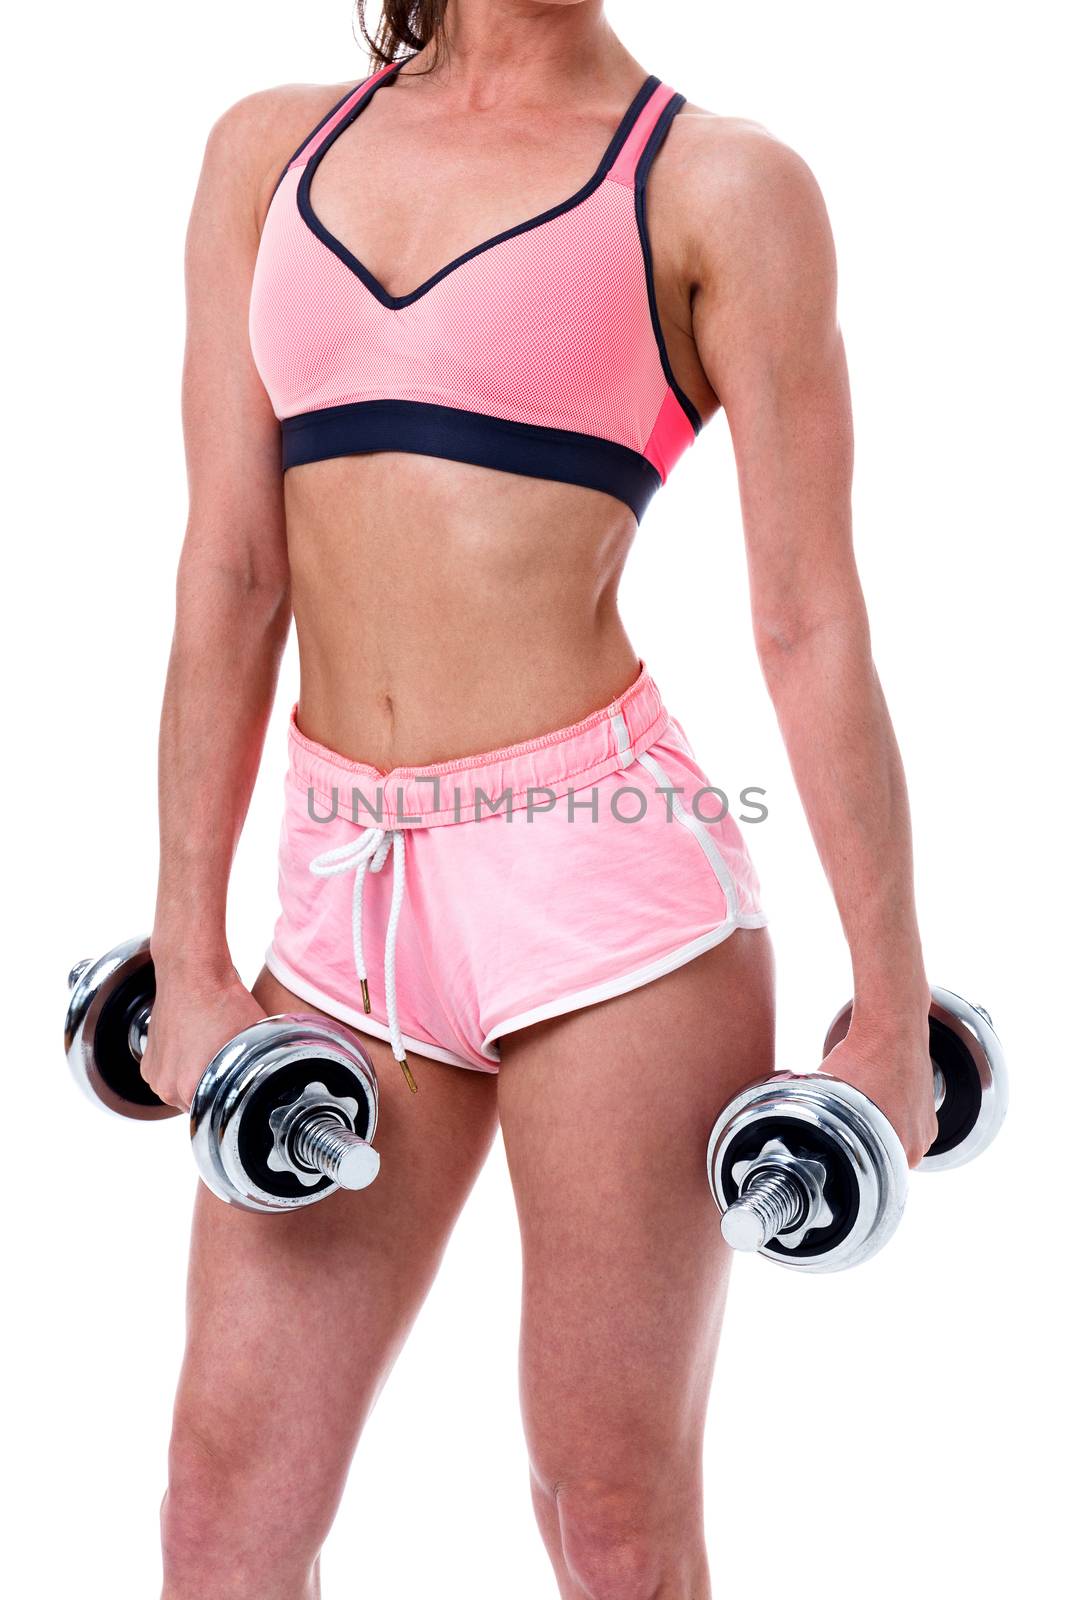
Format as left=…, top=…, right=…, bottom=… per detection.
left=820, top=1020, right=940, bottom=1168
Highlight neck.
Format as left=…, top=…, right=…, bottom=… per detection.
left=417, top=0, right=635, bottom=109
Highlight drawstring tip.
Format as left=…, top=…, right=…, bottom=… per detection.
left=359, top=978, right=371, bottom=1014
left=398, top=1056, right=418, bottom=1094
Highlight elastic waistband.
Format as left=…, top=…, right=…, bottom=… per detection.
left=287, top=663, right=670, bottom=828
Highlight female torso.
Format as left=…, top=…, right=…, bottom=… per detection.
left=267, top=57, right=719, bottom=766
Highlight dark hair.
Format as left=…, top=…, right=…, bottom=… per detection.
left=355, top=1, right=450, bottom=68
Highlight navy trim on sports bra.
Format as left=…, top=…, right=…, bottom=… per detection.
left=281, top=400, right=665, bottom=521
left=266, top=77, right=380, bottom=209
left=297, top=67, right=663, bottom=311
left=634, top=92, right=704, bottom=436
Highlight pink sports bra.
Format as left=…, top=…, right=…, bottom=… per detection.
left=249, top=62, right=702, bottom=522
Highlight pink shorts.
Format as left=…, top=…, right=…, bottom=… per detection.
left=266, top=664, right=767, bottom=1074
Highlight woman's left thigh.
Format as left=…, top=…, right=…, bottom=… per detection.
left=496, top=927, right=774, bottom=1497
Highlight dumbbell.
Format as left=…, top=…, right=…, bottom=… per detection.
left=64, top=935, right=381, bottom=1213
left=706, top=987, right=1007, bottom=1272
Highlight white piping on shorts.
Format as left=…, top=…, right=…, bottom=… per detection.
left=610, top=710, right=635, bottom=768
left=264, top=946, right=500, bottom=1072
left=637, top=748, right=741, bottom=921
left=482, top=919, right=765, bottom=1048
left=483, top=749, right=767, bottom=1050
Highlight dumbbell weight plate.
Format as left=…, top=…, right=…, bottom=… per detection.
left=189, top=1016, right=380, bottom=1212
left=822, top=985, right=1008, bottom=1172
left=707, top=1072, right=910, bottom=1272
left=64, top=935, right=177, bottom=1121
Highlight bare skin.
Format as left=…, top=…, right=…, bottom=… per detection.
left=143, top=2, right=937, bottom=1595
left=164, top=938, right=772, bottom=1600
left=163, top=971, right=501, bottom=1600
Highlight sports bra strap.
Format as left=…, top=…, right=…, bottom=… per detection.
left=607, top=81, right=683, bottom=189
left=289, top=61, right=401, bottom=173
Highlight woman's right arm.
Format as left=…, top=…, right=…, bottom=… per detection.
left=142, top=97, right=294, bottom=1110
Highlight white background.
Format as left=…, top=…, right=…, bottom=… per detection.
left=4, top=2, right=1063, bottom=1595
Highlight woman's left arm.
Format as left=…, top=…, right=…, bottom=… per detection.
left=688, top=124, right=938, bottom=1165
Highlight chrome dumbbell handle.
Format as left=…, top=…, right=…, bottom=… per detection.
left=127, top=1001, right=152, bottom=1062
left=823, top=987, right=1007, bottom=1173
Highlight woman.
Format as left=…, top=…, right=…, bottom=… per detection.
left=145, top=1, right=937, bottom=1595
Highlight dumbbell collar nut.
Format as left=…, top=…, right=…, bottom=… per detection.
left=267, top=1081, right=379, bottom=1190
left=726, top=1137, right=834, bottom=1250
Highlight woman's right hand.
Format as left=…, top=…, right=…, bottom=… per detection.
left=140, top=964, right=267, bottom=1113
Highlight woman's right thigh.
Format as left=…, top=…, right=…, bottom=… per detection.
left=162, top=967, right=499, bottom=1594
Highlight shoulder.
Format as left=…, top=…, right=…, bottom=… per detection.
left=662, top=102, right=835, bottom=291
left=196, top=81, right=363, bottom=229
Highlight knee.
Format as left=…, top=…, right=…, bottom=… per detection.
left=162, top=1422, right=318, bottom=1595
left=552, top=1477, right=684, bottom=1600
left=161, top=1427, right=245, bottom=1584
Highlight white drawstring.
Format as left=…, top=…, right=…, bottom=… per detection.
left=308, top=827, right=416, bottom=1092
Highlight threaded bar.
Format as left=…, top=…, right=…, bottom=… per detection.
left=288, top=1111, right=379, bottom=1191
left=291, top=1112, right=353, bottom=1179
left=721, top=1167, right=807, bottom=1251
